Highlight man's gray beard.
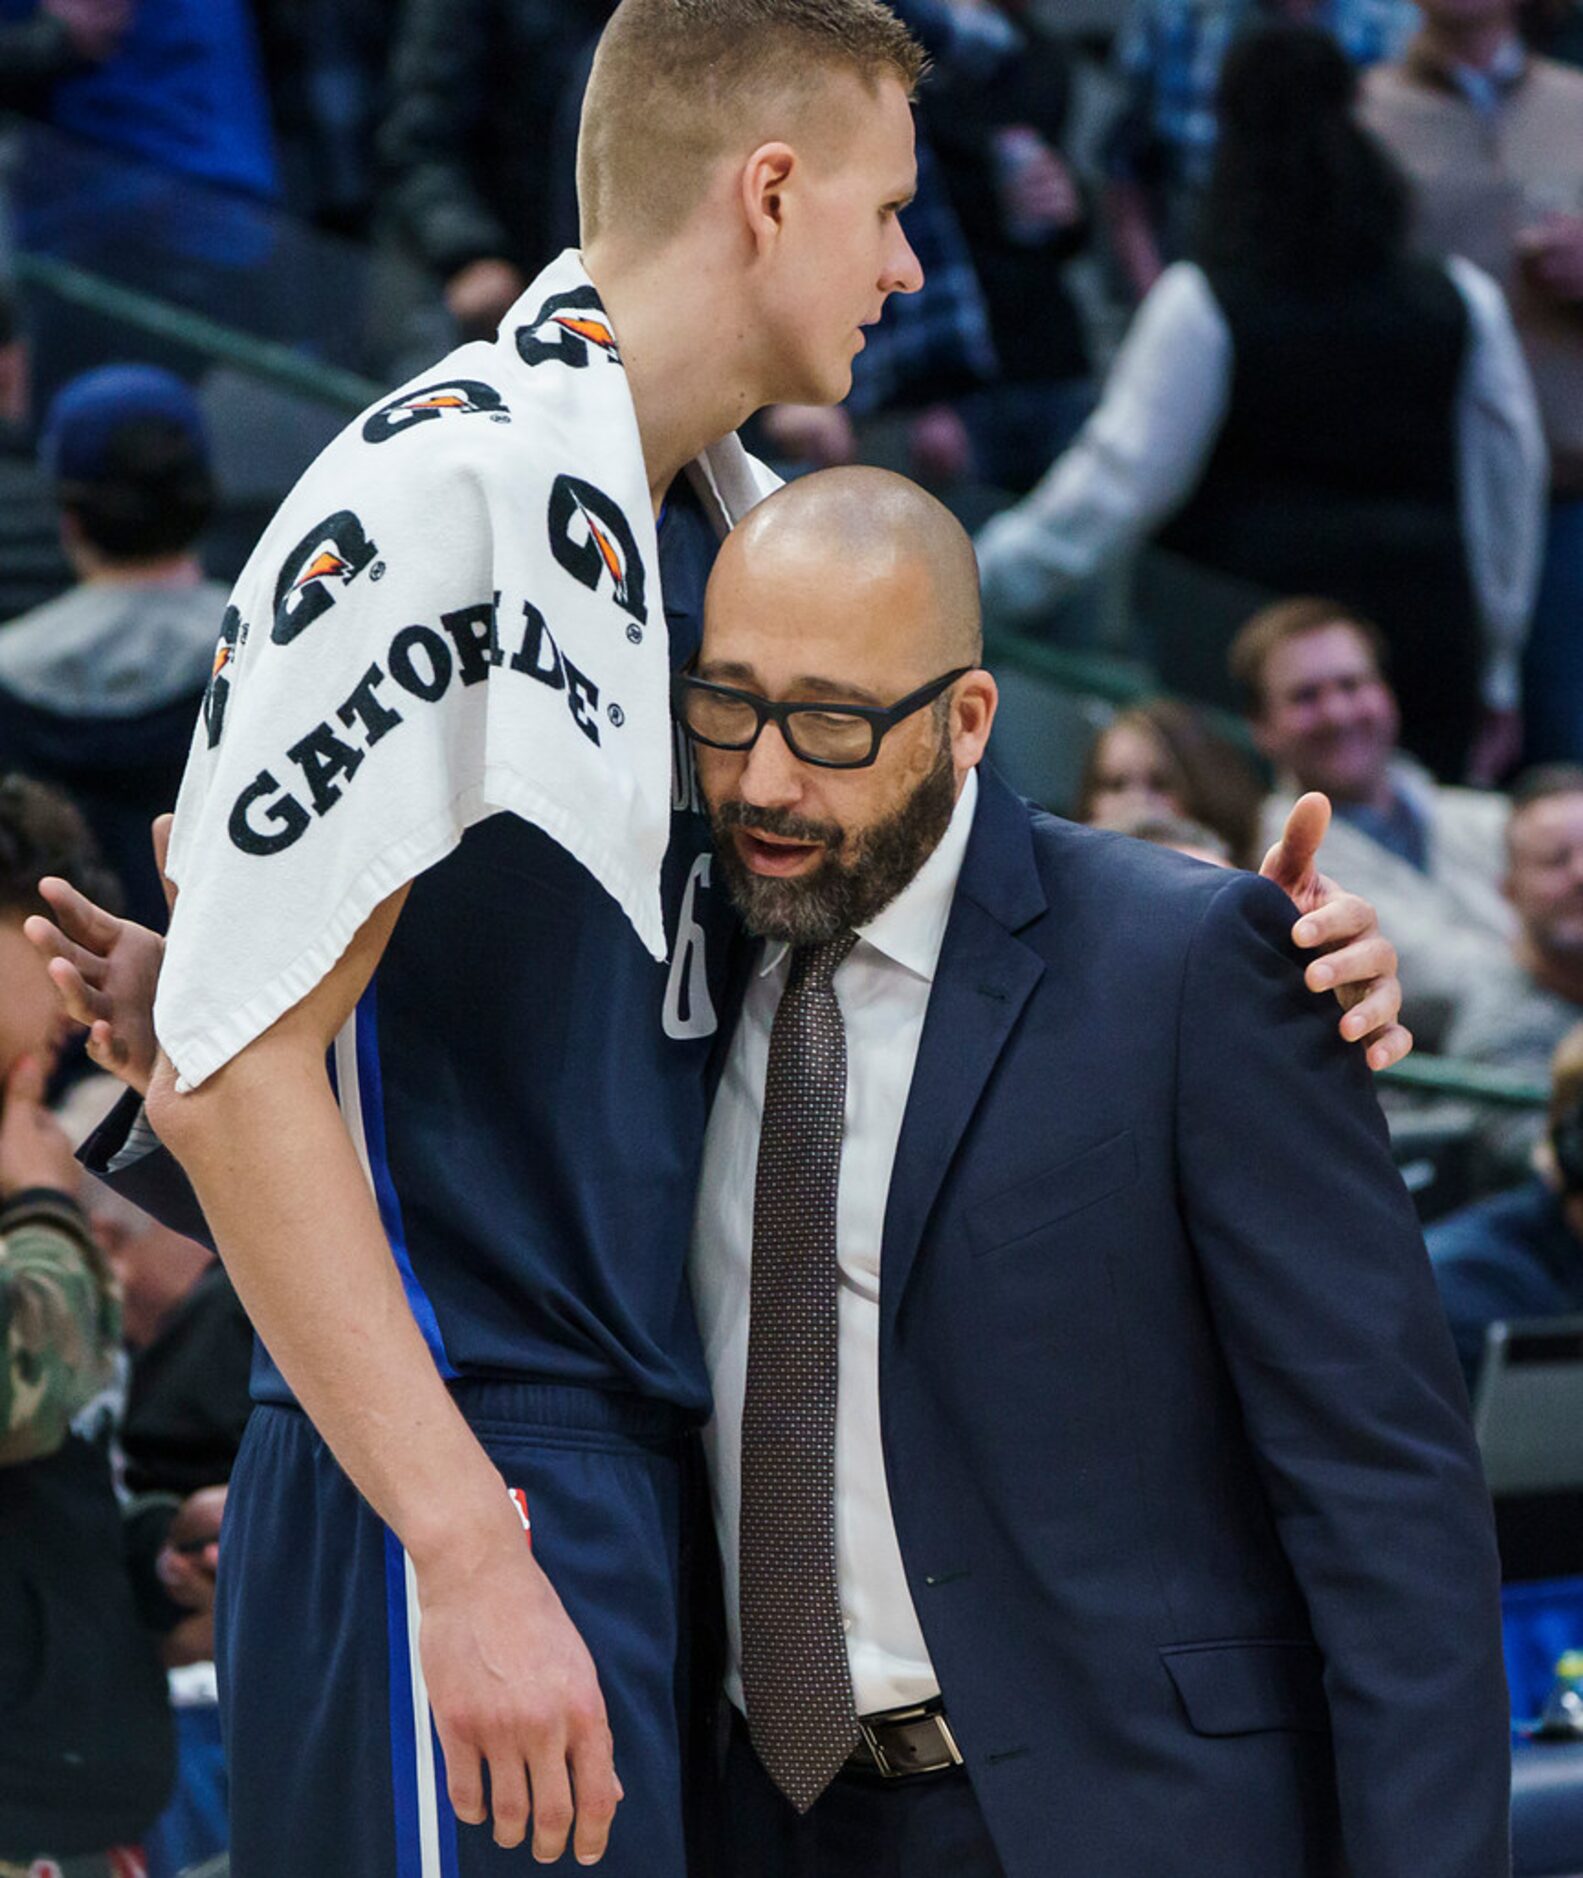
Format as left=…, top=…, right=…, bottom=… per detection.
left=710, top=737, right=958, bottom=946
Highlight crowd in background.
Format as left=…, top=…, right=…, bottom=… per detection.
left=1, top=0, right=1582, bottom=1870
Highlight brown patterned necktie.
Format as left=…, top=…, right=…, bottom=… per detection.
left=738, top=931, right=862, bottom=1813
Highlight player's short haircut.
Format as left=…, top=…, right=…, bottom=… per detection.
left=1227, top=595, right=1390, bottom=713
left=0, top=773, right=122, bottom=922
left=578, top=0, right=927, bottom=248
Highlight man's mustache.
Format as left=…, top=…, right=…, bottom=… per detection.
left=713, top=800, right=845, bottom=851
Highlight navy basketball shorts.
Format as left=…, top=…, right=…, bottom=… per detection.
left=216, top=1382, right=691, bottom=1877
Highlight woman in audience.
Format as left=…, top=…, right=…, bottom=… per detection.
left=1077, top=696, right=1265, bottom=867
left=976, top=23, right=1547, bottom=786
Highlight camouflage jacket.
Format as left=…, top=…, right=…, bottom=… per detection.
left=0, top=1189, right=119, bottom=1467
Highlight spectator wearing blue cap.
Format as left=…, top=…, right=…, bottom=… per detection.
left=0, top=365, right=226, bottom=931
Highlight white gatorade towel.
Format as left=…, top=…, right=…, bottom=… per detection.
left=156, top=250, right=763, bottom=1091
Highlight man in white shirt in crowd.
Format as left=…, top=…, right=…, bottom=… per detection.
left=1446, top=766, right=1583, bottom=1173
left=1231, top=593, right=1511, bottom=1048
left=680, top=466, right=1507, bottom=1878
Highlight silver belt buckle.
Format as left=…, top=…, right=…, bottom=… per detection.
left=858, top=1703, right=964, bottom=1778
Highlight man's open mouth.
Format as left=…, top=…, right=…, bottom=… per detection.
left=736, top=828, right=827, bottom=877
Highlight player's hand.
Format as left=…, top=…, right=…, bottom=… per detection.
left=157, top=1483, right=226, bottom=1607
left=0, top=1055, right=79, bottom=1199
left=1259, top=791, right=1413, bottom=1072
left=23, top=814, right=173, bottom=1097
left=416, top=1514, right=622, bottom=1864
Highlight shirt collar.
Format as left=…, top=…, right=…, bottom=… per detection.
left=1404, top=27, right=1528, bottom=103
left=757, top=768, right=980, bottom=983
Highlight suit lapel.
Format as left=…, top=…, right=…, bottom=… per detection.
left=879, top=772, right=1046, bottom=1336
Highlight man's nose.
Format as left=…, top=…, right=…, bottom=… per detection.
left=884, top=220, right=924, bottom=298
left=738, top=721, right=807, bottom=808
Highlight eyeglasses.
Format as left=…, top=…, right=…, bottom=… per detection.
left=672, top=667, right=972, bottom=770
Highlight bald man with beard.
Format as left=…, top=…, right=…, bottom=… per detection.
left=680, top=469, right=1510, bottom=1878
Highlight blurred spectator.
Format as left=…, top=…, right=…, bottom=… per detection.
left=0, top=0, right=131, bottom=111
left=1090, top=802, right=1235, bottom=865
left=1231, top=596, right=1512, bottom=1046
left=5, top=0, right=281, bottom=409
left=1361, top=0, right=1583, bottom=767
left=84, top=1171, right=248, bottom=1878
left=1076, top=696, right=1265, bottom=866
left=255, top=0, right=392, bottom=235
left=0, top=283, right=74, bottom=624
left=86, top=1180, right=251, bottom=1503
left=0, top=365, right=224, bottom=933
left=1428, top=1021, right=1583, bottom=1394
left=1445, top=766, right=1583, bottom=1172
left=978, top=24, right=1547, bottom=784
left=378, top=0, right=609, bottom=336
left=917, top=0, right=1097, bottom=493
left=0, top=0, right=278, bottom=199
left=1102, top=0, right=1418, bottom=300
left=0, top=774, right=218, bottom=1876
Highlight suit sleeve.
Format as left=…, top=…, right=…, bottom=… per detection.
left=1175, top=871, right=1510, bottom=1878
left=79, top=1089, right=216, bottom=1253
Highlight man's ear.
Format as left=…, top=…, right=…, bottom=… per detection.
left=952, top=671, right=998, bottom=772
left=741, top=143, right=798, bottom=254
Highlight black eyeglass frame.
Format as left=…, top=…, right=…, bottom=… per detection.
left=672, top=666, right=974, bottom=770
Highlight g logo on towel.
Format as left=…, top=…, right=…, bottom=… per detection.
left=271, top=511, right=381, bottom=645
left=362, top=377, right=510, bottom=444
left=203, top=604, right=244, bottom=749
left=547, top=475, right=647, bottom=626
left=515, top=287, right=622, bottom=370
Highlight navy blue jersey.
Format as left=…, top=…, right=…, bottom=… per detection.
left=251, top=480, right=739, bottom=1416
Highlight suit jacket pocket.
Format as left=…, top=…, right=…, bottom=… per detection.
left=967, top=1130, right=1137, bottom=1260
left=1161, top=1639, right=1330, bottom=1737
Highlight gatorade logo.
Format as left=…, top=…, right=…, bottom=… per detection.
left=362, top=377, right=510, bottom=444
left=516, top=287, right=622, bottom=370
left=547, top=475, right=646, bottom=624
left=271, top=511, right=381, bottom=645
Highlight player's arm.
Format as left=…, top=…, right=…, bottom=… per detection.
left=143, top=892, right=620, bottom=1865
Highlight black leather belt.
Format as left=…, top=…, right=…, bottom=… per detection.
left=845, top=1699, right=964, bottom=1780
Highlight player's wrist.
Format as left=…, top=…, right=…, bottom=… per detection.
left=401, top=1471, right=531, bottom=1586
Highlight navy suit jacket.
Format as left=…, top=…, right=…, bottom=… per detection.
left=866, top=768, right=1508, bottom=1877
left=83, top=767, right=1510, bottom=1877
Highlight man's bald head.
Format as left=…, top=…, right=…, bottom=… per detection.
left=713, top=466, right=983, bottom=669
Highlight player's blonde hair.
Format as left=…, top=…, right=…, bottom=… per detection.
left=577, top=0, right=927, bottom=248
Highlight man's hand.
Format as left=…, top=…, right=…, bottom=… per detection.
left=761, top=403, right=858, bottom=469
left=23, top=814, right=172, bottom=1096
left=0, top=1055, right=79, bottom=1199
left=1518, top=214, right=1583, bottom=305
left=43, top=0, right=132, bottom=63
left=445, top=258, right=529, bottom=336
left=417, top=1514, right=623, bottom=1863
left=157, top=1483, right=226, bottom=1605
left=1259, top=792, right=1413, bottom=1072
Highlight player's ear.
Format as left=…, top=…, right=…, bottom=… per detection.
left=741, top=143, right=797, bottom=255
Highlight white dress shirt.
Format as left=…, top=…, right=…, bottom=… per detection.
left=691, top=769, right=978, bottom=1718
left=973, top=257, right=1548, bottom=710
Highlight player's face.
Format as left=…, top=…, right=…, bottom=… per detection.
left=754, top=73, right=924, bottom=407
left=691, top=547, right=969, bottom=944
left=1254, top=625, right=1398, bottom=803
left=0, top=916, right=70, bottom=1086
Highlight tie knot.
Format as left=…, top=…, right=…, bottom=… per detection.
left=787, top=930, right=857, bottom=995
